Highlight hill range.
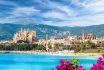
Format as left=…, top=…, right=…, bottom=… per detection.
left=0, top=23, right=104, bottom=40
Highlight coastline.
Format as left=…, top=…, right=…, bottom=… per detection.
left=0, top=51, right=102, bottom=57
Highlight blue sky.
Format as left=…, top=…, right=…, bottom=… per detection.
left=0, top=0, right=104, bottom=26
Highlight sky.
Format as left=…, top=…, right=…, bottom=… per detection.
left=0, top=0, right=104, bottom=26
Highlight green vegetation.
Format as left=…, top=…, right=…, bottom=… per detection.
left=32, top=45, right=46, bottom=50
left=0, top=40, right=104, bottom=53
left=54, top=43, right=70, bottom=51
left=78, top=49, right=104, bottom=53
left=0, top=43, right=46, bottom=51
left=54, top=41, right=104, bottom=53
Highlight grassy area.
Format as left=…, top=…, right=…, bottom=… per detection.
left=78, top=49, right=104, bottom=53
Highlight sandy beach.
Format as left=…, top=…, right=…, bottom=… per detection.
left=0, top=51, right=102, bottom=57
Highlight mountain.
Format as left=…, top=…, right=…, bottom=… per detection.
left=0, top=23, right=104, bottom=40
left=0, top=23, right=69, bottom=40
left=62, top=24, right=104, bottom=37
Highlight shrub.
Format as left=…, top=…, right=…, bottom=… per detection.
left=53, top=54, right=104, bottom=70
left=90, top=54, right=104, bottom=70
left=53, top=58, right=85, bottom=70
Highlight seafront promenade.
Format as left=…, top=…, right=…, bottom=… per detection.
left=0, top=51, right=102, bottom=57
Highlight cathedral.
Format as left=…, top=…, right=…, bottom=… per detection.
left=13, top=28, right=36, bottom=43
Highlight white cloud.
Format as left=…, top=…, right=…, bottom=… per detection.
left=57, top=6, right=77, bottom=17
left=0, top=17, right=14, bottom=23
left=0, top=16, right=38, bottom=24
left=42, top=11, right=67, bottom=20
left=39, top=0, right=104, bottom=26
left=0, top=0, right=104, bottom=27
left=43, top=13, right=104, bottom=26
left=12, top=7, right=40, bottom=17
left=36, top=0, right=77, bottom=17
left=86, top=0, right=104, bottom=13
left=0, top=0, right=18, bottom=6
left=0, top=6, right=40, bottom=23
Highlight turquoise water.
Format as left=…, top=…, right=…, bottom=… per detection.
left=0, top=54, right=97, bottom=70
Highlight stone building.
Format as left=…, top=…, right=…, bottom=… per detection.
left=77, top=34, right=96, bottom=42
left=13, top=28, right=36, bottom=43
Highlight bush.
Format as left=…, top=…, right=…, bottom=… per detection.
left=90, top=54, right=104, bottom=70
left=53, top=54, right=104, bottom=70
left=0, top=43, right=38, bottom=51
left=53, top=58, right=85, bottom=70
left=33, top=45, right=46, bottom=50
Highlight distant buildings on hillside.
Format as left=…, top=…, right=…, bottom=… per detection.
left=13, top=28, right=36, bottom=43
left=38, top=33, right=104, bottom=46
left=0, top=28, right=37, bottom=44
left=0, top=29, right=104, bottom=47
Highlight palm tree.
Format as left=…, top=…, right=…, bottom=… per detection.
left=79, top=42, right=85, bottom=52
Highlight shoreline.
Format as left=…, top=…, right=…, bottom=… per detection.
left=0, top=51, right=102, bottom=57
